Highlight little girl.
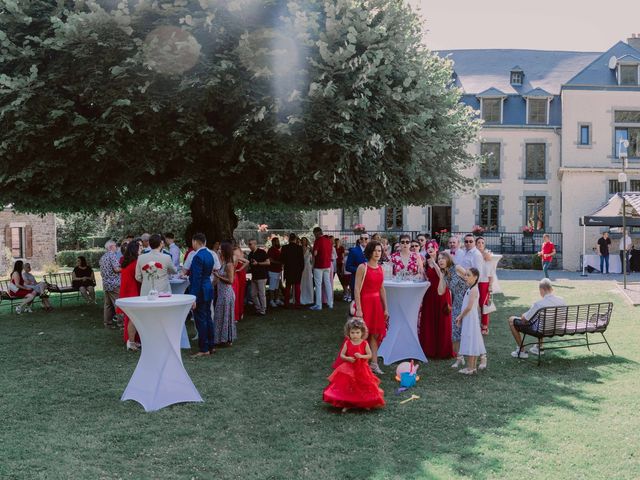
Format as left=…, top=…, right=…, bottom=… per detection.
left=455, top=267, right=486, bottom=375
left=323, top=318, right=386, bottom=412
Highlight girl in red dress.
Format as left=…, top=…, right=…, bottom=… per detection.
left=119, top=240, right=142, bottom=351
left=232, top=246, right=249, bottom=322
left=419, top=240, right=455, bottom=360
left=354, top=240, right=388, bottom=375
left=323, top=318, right=385, bottom=412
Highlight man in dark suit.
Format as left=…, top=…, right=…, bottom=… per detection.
left=280, top=233, right=305, bottom=307
left=189, top=233, right=215, bottom=357
left=345, top=232, right=369, bottom=294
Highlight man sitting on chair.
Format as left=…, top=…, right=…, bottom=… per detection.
left=507, top=278, right=566, bottom=358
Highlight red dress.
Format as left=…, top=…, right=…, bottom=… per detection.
left=233, top=262, right=247, bottom=322
left=418, top=265, right=455, bottom=359
left=359, top=264, right=386, bottom=342
left=118, top=260, right=141, bottom=343
left=9, top=276, right=30, bottom=298
left=323, top=340, right=385, bottom=409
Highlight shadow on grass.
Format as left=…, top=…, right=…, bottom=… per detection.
left=0, top=290, right=636, bottom=480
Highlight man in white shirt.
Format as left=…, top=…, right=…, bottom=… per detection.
left=446, top=235, right=461, bottom=262
left=455, top=234, right=483, bottom=271
left=619, top=229, right=632, bottom=273
left=507, top=278, right=566, bottom=358
left=165, top=233, right=181, bottom=271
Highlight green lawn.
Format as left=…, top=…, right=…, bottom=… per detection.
left=1, top=279, right=639, bottom=479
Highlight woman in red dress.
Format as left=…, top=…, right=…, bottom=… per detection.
left=354, top=240, right=388, bottom=375
left=232, top=246, right=249, bottom=322
left=119, top=240, right=142, bottom=351
left=323, top=318, right=385, bottom=411
left=419, top=240, right=455, bottom=360
left=9, top=261, right=39, bottom=314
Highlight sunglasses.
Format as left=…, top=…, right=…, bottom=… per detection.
left=411, top=244, right=419, bottom=248
left=464, top=240, right=475, bottom=244
left=400, top=240, right=411, bottom=244
left=360, top=237, right=369, bottom=241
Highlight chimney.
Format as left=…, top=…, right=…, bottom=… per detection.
left=628, top=33, right=640, bottom=51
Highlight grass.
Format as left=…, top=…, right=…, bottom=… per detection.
left=1, top=278, right=639, bottom=479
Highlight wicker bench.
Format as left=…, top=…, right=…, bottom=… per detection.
left=514, top=302, right=614, bottom=365
left=43, top=272, right=81, bottom=306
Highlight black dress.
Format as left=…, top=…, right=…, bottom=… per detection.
left=72, top=266, right=95, bottom=289
left=280, top=243, right=304, bottom=284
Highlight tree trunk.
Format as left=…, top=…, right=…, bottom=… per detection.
left=187, top=192, right=238, bottom=245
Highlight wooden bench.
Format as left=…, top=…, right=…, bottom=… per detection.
left=0, top=279, right=41, bottom=313
left=514, top=302, right=614, bottom=365
left=43, top=272, right=81, bottom=306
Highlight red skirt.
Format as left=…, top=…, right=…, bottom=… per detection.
left=323, top=360, right=385, bottom=409
left=233, top=269, right=247, bottom=321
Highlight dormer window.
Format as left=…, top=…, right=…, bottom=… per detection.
left=510, top=66, right=524, bottom=86
left=477, top=88, right=506, bottom=125
left=524, top=89, right=552, bottom=125
left=620, top=64, right=639, bottom=85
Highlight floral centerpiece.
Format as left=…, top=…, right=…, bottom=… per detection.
left=522, top=225, right=534, bottom=237
left=352, top=223, right=366, bottom=234
left=142, top=261, right=163, bottom=300
left=471, top=225, right=485, bottom=236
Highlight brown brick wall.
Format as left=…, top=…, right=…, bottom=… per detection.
left=0, top=210, right=56, bottom=272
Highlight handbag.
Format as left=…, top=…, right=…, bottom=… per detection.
left=483, top=295, right=497, bottom=315
left=349, top=263, right=368, bottom=316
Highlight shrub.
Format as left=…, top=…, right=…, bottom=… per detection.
left=56, top=249, right=104, bottom=268
left=43, top=262, right=60, bottom=275
left=532, top=253, right=542, bottom=270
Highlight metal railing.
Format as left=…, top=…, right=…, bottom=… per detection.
left=233, top=229, right=562, bottom=254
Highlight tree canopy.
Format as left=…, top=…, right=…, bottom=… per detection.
left=0, top=0, right=481, bottom=240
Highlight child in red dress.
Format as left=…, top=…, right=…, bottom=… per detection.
left=323, top=318, right=385, bottom=412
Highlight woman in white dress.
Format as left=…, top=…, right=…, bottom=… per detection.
left=300, top=236, right=315, bottom=305
left=454, top=267, right=486, bottom=375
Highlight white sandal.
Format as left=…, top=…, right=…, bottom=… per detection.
left=451, top=356, right=465, bottom=369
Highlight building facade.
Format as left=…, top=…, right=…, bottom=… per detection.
left=1, top=208, right=57, bottom=273
left=320, top=36, right=640, bottom=270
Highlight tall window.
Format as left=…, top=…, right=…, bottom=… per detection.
left=342, top=208, right=359, bottom=230
left=527, top=98, right=548, bottom=124
left=525, top=143, right=546, bottom=180
left=619, top=65, right=639, bottom=85
left=480, top=143, right=500, bottom=179
left=526, top=197, right=545, bottom=231
left=579, top=125, right=590, bottom=145
left=631, top=180, right=640, bottom=191
left=385, top=207, right=403, bottom=231
left=479, top=196, right=499, bottom=231
left=614, top=110, right=640, bottom=158
left=609, top=179, right=624, bottom=194
left=481, top=98, right=502, bottom=124
left=10, top=227, right=24, bottom=258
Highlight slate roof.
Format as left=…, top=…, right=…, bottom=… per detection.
left=438, top=49, right=601, bottom=94
left=476, top=87, right=507, bottom=97
left=523, top=87, right=553, bottom=97
left=565, top=41, right=640, bottom=86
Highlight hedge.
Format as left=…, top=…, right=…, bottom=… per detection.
left=56, top=249, right=104, bottom=268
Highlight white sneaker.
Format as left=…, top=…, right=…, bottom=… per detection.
left=15, top=306, right=22, bottom=315
left=276, top=299, right=284, bottom=306
left=511, top=349, right=528, bottom=359
left=269, top=300, right=278, bottom=308
left=529, top=345, right=544, bottom=355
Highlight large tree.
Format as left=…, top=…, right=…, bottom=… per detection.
left=0, top=0, right=480, bottom=241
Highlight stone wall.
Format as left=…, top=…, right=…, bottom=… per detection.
left=0, top=210, right=56, bottom=273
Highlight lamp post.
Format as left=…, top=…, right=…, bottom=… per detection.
left=618, top=138, right=629, bottom=289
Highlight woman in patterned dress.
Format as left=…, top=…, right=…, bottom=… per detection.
left=390, top=234, right=424, bottom=277
left=213, top=242, right=236, bottom=346
left=438, top=251, right=468, bottom=367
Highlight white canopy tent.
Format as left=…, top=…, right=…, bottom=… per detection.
left=579, top=192, right=640, bottom=279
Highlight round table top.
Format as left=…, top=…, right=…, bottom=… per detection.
left=116, top=294, right=196, bottom=308
left=169, top=277, right=189, bottom=284
left=383, top=280, right=430, bottom=289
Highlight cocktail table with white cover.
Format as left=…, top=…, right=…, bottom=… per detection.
left=170, top=278, right=191, bottom=349
left=116, top=294, right=203, bottom=412
left=378, top=280, right=430, bottom=365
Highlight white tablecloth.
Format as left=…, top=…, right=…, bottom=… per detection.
left=116, top=294, right=203, bottom=412
left=489, top=254, right=503, bottom=294
left=583, top=254, right=622, bottom=274
left=378, top=280, right=430, bottom=365
left=170, top=278, right=191, bottom=349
